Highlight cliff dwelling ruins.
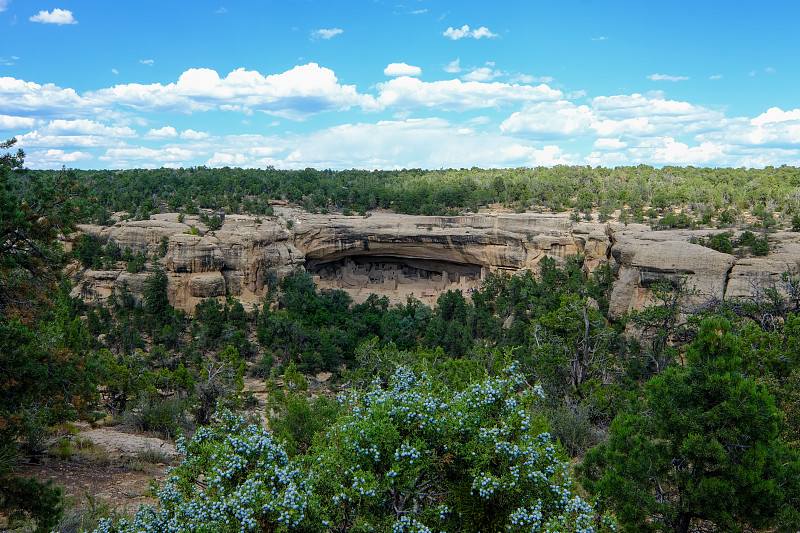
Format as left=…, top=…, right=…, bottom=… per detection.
left=308, top=255, right=487, bottom=305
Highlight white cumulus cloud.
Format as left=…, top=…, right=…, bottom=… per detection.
left=501, top=101, right=594, bottom=138
left=180, top=129, right=209, bottom=140
left=647, top=73, right=689, bottom=82
left=443, top=25, right=497, bottom=40
left=311, top=28, right=343, bottom=40
left=376, top=77, right=562, bottom=112
left=29, top=8, right=77, bottom=25
left=444, top=59, right=461, bottom=73
left=7, top=58, right=800, bottom=170
left=145, top=126, right=178, bottom=138
left=88, top=63, right=378, bottom=118
left=277, top=119, right=575, bottom=169
left=462, top=67, right=502, bottom=82
left=500, top=92, right=729, bottom=156
left=0, top=114, right=36, bottom=130
left=0, top=77, right=85, bottom=115
left=590, top=93, right=719, bottom=121
left=701, top=108, right=800, bottom=148
left=205, top=152, right=249, bottom=166
left=751, top=107, right=800, bottom=126
left=16, top=119, right=137, bottom=150
left=384, top=63, right=422, bottom=77
left=593, top=138, right=627, bottom=150
left=505, top=144, right=576, bottom=166
left=39, top=119, right=135, bottom=137
left=0, top=0, right=9, bottom=13
left=26, top=149, right=92, bottom=169
left=1, top=65, right=378, bottom=123
left=633, top=138, right=726, bottom=165
left=509, top=73, right=553, bottom=84
left=99, top=146, right=194, bottom=168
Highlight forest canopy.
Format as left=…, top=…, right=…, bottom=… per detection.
left=22, top=163, right=800, bottom=225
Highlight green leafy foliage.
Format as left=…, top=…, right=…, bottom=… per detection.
left=266, top=369, right=339, bottom=455
left=0, top=139, right=97, bottom=533
left=125, top=250, right=147, bottom=272
left=752, top=235, right=770, bottom=256
left=580, top=317, right=800, bottom=533
left=0, top=476, right=64, bottom=533
left=200, top=212, right=224, bottom=230
left=694, top=230, right=772, bottom=257
left=532, top=294, right=618, bottom=408
left=692, top=231, right=733, bottom=254
left=424, top=289, right=475, bottom=357
left=93, top=365, right=611, bottom=533
left=193, top=345, right=246, bottom=425
left=652, top=211, right=693, bottom=230
left=256, top=271, right=393, bottom=372
left=24, top=163, right=800, bottom=222
left=1, top=139, right=75, bottom=313
left=143, top=267, right=171, bottom=322
left=628, top=278, right=697, bottom=376
left=0, top=296, right=100, bottom=433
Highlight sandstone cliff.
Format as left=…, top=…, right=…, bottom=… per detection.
left=73, top=213, right=304, bottom=312
left=69, top=209, right=800, bottom=317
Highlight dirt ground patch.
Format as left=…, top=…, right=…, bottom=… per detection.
left=15, top=424, right=178, bottom=518
left=18, top=456, right=169, bottom=512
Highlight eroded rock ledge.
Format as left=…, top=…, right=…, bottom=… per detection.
left=70, top=208, right=800, bottom=318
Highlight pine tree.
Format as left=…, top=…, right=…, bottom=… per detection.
left=580, top=317, right=800, bottom=532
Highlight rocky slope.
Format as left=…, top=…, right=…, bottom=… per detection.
left=70, top=207, right=800, bottom=317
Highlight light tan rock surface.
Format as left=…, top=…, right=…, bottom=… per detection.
left=165, top=234, right=225, bottom=273
left=76, top=428, right=178, bottom=458
left=608, top=237, right=735, bottom=319
left=73, top=213, right=304, bottom=312
left=102, top=219, right=187, bottom=254
left=70, top=209, right=800, bottom=316
left=725, top=233, right=800, bottom=300
left=292, top=210, right=585, bottom=270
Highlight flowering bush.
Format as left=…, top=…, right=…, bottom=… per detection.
left=95, top=365, right=610, bottom=532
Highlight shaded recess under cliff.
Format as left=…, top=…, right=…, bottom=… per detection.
left=290, top=210, right=592, bottom=304
left=308, top=255, right=485, bottom=304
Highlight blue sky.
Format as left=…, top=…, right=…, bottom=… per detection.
left=1, top=0, right=799, bottom=170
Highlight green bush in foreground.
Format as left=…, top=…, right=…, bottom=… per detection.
left=580, top=318, right=800, bottom=533
left=94, top=365, right=612, bottom=532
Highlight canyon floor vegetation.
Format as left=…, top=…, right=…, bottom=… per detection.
left=2, top=139, right=800, bottom=532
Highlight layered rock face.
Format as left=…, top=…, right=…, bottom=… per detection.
left=73, top=213, right=304, bottom=312
left=293, top=212, right=593, bottom=270
left=70, top=208, right=800, bottom=316
left=607, top=227, right=735, bottom=319
left=606, top=225, right=800, bottom=319
left=290, top=210, right=612, bottom=305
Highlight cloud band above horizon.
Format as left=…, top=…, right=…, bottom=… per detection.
left=2, top=62, right=800, bottom=171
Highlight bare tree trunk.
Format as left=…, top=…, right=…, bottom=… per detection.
left=675, top=512, right=692, bottom=533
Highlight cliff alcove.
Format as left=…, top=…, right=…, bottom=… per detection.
left=307, top=255, right=485, bottom=305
